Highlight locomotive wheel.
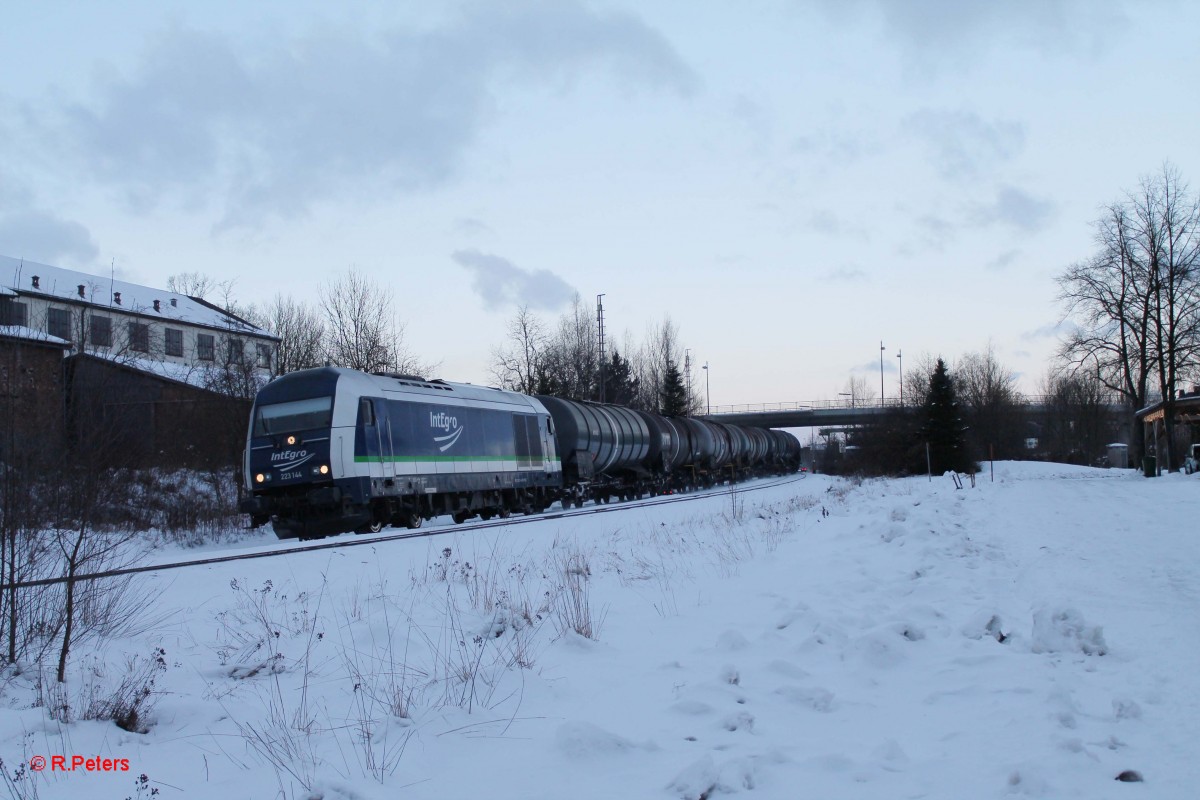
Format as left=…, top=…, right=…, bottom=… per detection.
left=499, top=508, right=512, bottom=518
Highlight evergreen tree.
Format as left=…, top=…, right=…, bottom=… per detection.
left=604, top=350, right=639, bottom=407
left=660, top=361, right=689, bottom=416
left=920, top=358, right=975, bottom=474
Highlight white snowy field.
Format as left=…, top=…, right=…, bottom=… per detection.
left=2, top=462, right=1198, bottom=799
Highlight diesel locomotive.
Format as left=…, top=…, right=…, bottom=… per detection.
left=240, top=367, right=801, bottom=539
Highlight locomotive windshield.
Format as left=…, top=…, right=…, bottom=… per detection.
left=253, top=396, right=333, bottom=437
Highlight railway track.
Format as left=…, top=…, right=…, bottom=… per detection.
left=1, top=473, right=808, bottom=591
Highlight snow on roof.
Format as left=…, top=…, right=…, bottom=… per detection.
left=85, top=350, right=269, bottom=392
left=0, top=254, right=275, bottom=339
left=0, top=324, right=71, bottom=347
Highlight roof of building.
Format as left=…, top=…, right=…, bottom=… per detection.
left=0, top=324, right=71, bottom=348
left=1136, top=392, right=1200, bottom=424
left=76, top=350, right=270, bottom=393
left=0, top=254, right=276, bottom=340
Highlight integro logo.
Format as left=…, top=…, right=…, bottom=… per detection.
left=430, top=411, right=464, bottom=451
left=271, top=449, right=312, bottom=470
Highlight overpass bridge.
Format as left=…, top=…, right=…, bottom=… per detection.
left=700, top=397, right=1124, bottom=430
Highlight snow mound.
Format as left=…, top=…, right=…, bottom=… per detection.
left=1030, top=606, right=1108, bottom=656
left=667, top=754, right=759, bottom=798
left=555, top=721, right=646, bottom=757
left=773, top=685, right=835, bottom=712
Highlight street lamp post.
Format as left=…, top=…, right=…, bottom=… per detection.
left=880, top=341, right=886, bottom=405
left=702, top=362, right=710, bottom=415
left=896, top=349, right=903, bottom=406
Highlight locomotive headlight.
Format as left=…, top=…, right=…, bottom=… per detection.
left=319, top=464, right=329, bottom=475
left=286, top=435, right=297, bottom=446
left=255, top=473, right=265, bottom=483
left=311, top=464, right=330, bottom=476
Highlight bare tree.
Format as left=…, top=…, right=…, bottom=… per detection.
left=1059, top=164, right=1200, bottom=468
left=956, top=343, right=1024, bottom=459
left=902, top=352, right=941, bottom=409
left=541, top=295, right=598, bottom=400
left=842, top=375, right=876, bottom=407
left=250, top=294, right=327, bottom=377
left=1132, top=165, right=1200, bottom=470
left=1039, top=367, right=1117, bottom=464
left=634, top=316, right=688, bottom=413
left=490, top=306, right=549, bottom=394
left=319, top=268, right=429, bottom=376
left=167, top=271, right=234, bottom=303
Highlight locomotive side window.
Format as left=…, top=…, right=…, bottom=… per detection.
left=253, top=396, right=333, bottom=436
left=513, top=415, right=543, bottom=467
left=359, top=398, right=375, bottom=427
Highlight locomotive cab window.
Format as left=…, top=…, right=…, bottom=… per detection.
left=359, top=398, right=375, bottom=426
left=253, top=396, right=333, bottom=436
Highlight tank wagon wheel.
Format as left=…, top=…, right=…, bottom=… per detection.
left=401, top=511, right=423, bottom=529
left=452, top=510, right=472, bottom=525
left=356, top=520, right=384, bottom=535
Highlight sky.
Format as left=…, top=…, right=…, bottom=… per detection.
left=2, top=0, right=1197, bottom=406
left=5, top=463, right=1197, bottom=798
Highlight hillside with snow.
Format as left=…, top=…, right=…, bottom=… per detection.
left=2, top=462, right=1197, bottom=799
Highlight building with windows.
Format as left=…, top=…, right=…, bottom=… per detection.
left=1, top=255, right=280, bottom=468
left=1, top=254, right=278, bottom=373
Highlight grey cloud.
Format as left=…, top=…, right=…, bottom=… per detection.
left=452, top=249, right=576, bottom=311
left=0, top=209, right=99, bottom=266
left=809, top=209, right=842, bottom=236
left=35, top=2, right=696, bottom=229
left=790, top=129, right=878, bottom=163
left=903, top=109, right=1024, bottom=180
left=986, top=249, right=1022, bottom=271
left=1023, top=320, right=1078, bottom=340
left=826, top=0, right=1126, bottom=67
left=825, top=265, right=868, bottom=283
left=972, top=185, right=1054, bottom=232
left=453, top=217, right=494, bottom=238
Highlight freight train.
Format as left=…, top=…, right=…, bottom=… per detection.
left=240, top=367, right=802, bottom=539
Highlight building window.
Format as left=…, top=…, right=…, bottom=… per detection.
left=164, top=328, right=183, bottom=357
left=0, top=298, right=28, bottom=327
left=256, top=343, right=273, bottom=370
left=197, top=333, right=215, bottom=361
left=226, top=338, right=245, bottom=365
left=128, top=321, right=149, bottom=353
left=47, top=307, right=71, bottom=341
left=90, top=315, right=112, bottom=347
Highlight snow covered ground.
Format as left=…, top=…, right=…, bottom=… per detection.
left=3, top=462, right=1198, bottom=799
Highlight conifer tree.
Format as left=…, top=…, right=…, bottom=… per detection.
left=660, top=361, right=689, bottom=416
left=604, top=350, right=638, bottom=407
left=920, top=358, right=975, bottom=474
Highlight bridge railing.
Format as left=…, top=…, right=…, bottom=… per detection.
left=707, top=396, right=1062, bottom=415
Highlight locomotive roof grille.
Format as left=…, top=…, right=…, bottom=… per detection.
left=371, top=371, right=454, bottom=391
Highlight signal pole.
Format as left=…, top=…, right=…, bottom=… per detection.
left=684, top=348, right=693, bottom=416
left=880, top=341, right=886, bottom=404
left=596, top=294, right=606, bottom=403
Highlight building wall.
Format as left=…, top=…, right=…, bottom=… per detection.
left=1, top=291, right=276, bottom=372
left=66, top=356, right=253, bottom=471
left=0, top=338, right=67, bottom=464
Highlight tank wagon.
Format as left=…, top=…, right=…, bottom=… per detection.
left=241, top=367, right=801, bottom=539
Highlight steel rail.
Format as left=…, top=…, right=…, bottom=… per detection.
left=0, top=473, right=808, bottom=591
